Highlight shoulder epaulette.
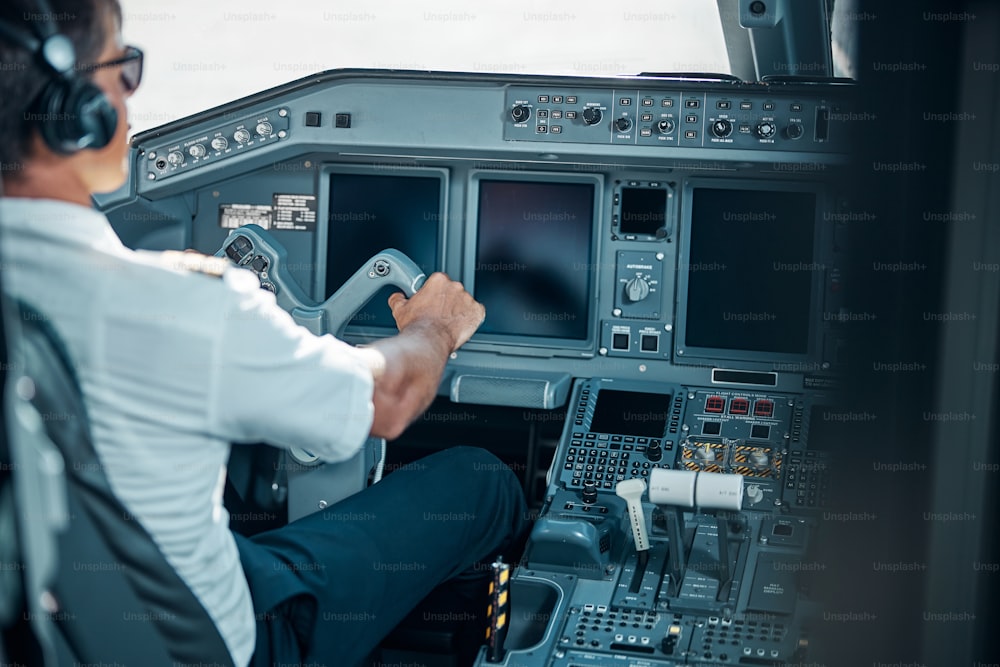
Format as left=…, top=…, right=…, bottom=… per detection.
left=159, top=250, right=228, bottom=279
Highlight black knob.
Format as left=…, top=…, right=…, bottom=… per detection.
left=614, top=117, right=632, bottom=132
left=583, top=107, right=603, bottom=125
left=511, top=105, right=531, bottom=123
left=646, top=441, right=662, bottom=462
left=785, top=122, right=804, bottom=139
left=655, top=118, right=675, bottom=134
left=711, top=119, right=733, bottom=138
left=582, top=481, right=598, bottom=504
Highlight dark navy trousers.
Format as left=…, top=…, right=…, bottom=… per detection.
left=233, top=446, right=528, bottom=667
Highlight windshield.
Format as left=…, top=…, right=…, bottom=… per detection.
left=123, top=0, right=729, bottom=136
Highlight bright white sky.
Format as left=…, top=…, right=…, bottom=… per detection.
left=120, top=0, right=729, bottom=136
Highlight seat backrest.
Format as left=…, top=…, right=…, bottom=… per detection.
left=15, top=300, right=235, bottom=667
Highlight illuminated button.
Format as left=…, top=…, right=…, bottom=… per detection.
left=619, top=97, right=632, bottom=106
left=740, top=101, right=753, bottom=110
left=684, top=130, right=697, bottom=139
left=717, top=100, right=731, bottom=110
left=550, top=125, right=563, bottom=134
left=641, top=113, right=652, bottom=122
left=686, top=114, right=698, bottom=123
left=538, top=95, right=549, bottom=103
left=790, top=102, right=803, bottom=112
left=566, top=96, right=577, bottom=104
left=705, top=396, right=725, bottom=413
left=553, top=95, right=563, bottom=103
left=684, top=98, right=700, bottom=108
left=551, top=110, right=563, bottom=119
left=642, top=98, right=653, bottom=106
left=762, top=102, right=775, bottom=111
left=566, top=110, right=577, bottom=119
left=661, top=98, right=674, bottom=107
left=536, top=125, right=548, bottom=133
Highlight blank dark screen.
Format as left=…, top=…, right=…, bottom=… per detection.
left=685, top=188, right=816, bottom=354
left=591, top=389, right=671, bottom=437
left=620, top=187, right=667, bottom=236
left=475, top=180, right=593, bottom=340
left=326, top=174, right=440, bottom=328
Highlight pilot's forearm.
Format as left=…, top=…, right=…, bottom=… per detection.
left=359, top=321, right=453, bottom=440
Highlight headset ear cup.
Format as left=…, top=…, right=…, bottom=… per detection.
left=36, top=76, right=117, bottom=154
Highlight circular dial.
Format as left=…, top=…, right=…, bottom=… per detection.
left=510, top=105, right=530, bottom=123
left=625, top=277, right=651, bottom=302
left=166, top=151, right=184, bottom=166
left=188, top=143, right=206, bottom=158
left=785, top=122, right=804, bottom=139
left=255, top=121, right=273, bottom=137
left=210, top=136, right=229, bottom=151
left=582, top=107, right=603, bottom=125
left=755, top=121, right=777, bottom=139
left=614, top=117, right=632, bottom=132
left=711, top=119, right=733, bottom=138
left=655, top=118, right=675, bottom=134
left=233, top=128, right=252, bottom=144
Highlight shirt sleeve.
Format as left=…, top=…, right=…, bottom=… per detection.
left=208, top=268, right=375, bottom=463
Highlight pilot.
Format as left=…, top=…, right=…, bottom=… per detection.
left=0, top=1, right=527, bottom=665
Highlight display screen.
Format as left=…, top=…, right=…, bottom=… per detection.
left=590, top=389, right=671, bottom=438
left=326, top=173, right=441, bottom=328
left=684, top=187, right=816, bottom=355
left=474, top=179, right=594, bottom=340
left=620, top=187, right=667, bottom=236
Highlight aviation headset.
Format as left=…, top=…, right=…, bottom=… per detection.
left=0, top=0, right=117, bottom=154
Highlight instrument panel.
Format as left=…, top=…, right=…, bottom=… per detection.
left=99, top=69, right=853, bottom=666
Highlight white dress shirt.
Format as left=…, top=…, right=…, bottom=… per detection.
left=0, top=197, right=376, bottom=666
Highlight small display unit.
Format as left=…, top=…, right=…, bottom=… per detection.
left=674, top=179, right=825, bottom=366
left=465, top=172, right=602, bottom=354
left=319, top=166, right=446, bottom=334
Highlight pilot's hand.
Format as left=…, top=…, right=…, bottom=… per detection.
left=387, top=272, right=485, bottom=353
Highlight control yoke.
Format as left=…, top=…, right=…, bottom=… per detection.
left=216, top=224, right=427, bottom=337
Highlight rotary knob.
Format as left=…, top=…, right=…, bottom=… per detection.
left=233, top=128, right=252, bottom=144
left=749, top=449, right=769, bottom=467
left=614, top=117, right=633, bottom=133
left=188, top=143, right=206, bottom=158
left=646, top=440, right=662, bottom=462
left=166, top=150, right=184, bottom=166
left=210, top=136, right=228, bottom=151
left=785, top=122, right=804, bottom=139
left=625, top=277, right=651, bottom=302
left=655, top=118, right=675, bottom=134
left=711, top=119, right=733, bottom=138
left=746, top=484, right=764, bottom=505
left=755, top=121, right=777, bottom=139
left=255, top=121, right=273, bottom=137
left=583, top=107, right=603, bottom=125
left=582, top=481, right=598, bottom=504
left=695, top=444, right=715, bottom=461
left=511, top=105, right=531, bottom=123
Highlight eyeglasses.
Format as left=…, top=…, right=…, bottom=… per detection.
left=78, top=45, right=144, bottom=93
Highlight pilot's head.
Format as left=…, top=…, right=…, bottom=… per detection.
left=0, top=0, right=137, bottom=196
